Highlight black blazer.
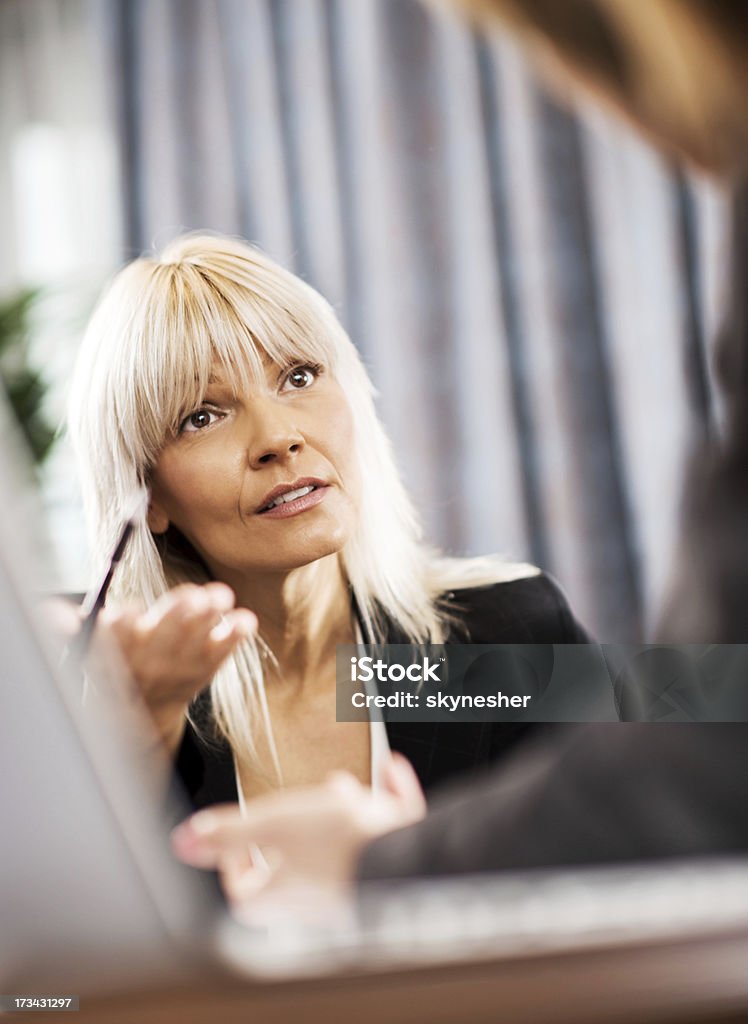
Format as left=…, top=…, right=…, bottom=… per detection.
left=175, top=571, right=588, bottom=810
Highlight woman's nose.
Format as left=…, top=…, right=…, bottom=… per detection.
left=246, top=401, right=305, bottom=469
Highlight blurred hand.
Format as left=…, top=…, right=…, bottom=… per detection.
left=40, top=584, right=255, bottom=764
left=171, top=753, right=426, bottom=922
left=99, top=582, right=256, bottom=726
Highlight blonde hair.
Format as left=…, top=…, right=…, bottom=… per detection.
left=456, top=0, right=748, bottom=175
left=68, top=233, right=536, bottom=776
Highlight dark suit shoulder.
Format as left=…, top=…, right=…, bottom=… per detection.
left=444, top=571, right=590, bottom=644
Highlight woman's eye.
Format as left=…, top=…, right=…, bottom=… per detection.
left=282, top=364, right=321, bottom=391
left=179, top=408, right=221, bottom=433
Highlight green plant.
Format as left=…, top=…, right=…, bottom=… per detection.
left=0, top=288, right=56, bottom=464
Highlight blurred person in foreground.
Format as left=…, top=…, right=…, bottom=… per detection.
left=171, top=0, right=748, bottom=914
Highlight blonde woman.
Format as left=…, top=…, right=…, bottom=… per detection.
left=69, top=233, right=587, bottom=810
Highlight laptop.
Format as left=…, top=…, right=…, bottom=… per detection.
left=4, top=392, right=748, bottom=1013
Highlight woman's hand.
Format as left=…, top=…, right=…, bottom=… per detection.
left=170, top=753, right=426, bottom=923
left=99, top=582, right=256, bottom=752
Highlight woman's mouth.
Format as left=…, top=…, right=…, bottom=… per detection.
left=257, top=483, right=329, bottom=519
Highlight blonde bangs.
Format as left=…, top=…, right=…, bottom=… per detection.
left=109, top=237, right=342, bottom=479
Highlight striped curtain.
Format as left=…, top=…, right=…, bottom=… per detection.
left=0, top=0, right=727, bottom=640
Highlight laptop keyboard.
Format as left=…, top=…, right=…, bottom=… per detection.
left=216, top=859, right=748, bottom=977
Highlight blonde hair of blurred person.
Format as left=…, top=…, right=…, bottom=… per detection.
left=68, top=233, right=536, bottom=785
left=458, top=0, right=748, bottom=176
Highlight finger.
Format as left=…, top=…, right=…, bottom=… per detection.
left=99, top=605, right=140, bottom=641
left=171, top=806, right=252, bottom=868
left=208, top=608, right=257, bottom=644
left=201, top=613, right=257, bottom=676
left=170, top=834, right=223, bottom=869
left=380, top=753, right=427, bottom=817
left=126, top=592, right=218, bottom=670
left=138, top=583, right=230, bottom=634
left=217, top=837, right=261, bottom=900
left=177, top=585, right=238, bottom=637
left=171, top=796, right=315, bottom=862
left=220, top=858, right=272, bottom=908
left=202, top=581, right=237, bottom=612
left=157, top=587, right=248, bottom=659
left=171, top=601, right=255, bottom=672
left=325, top=770, right=363, bottom=797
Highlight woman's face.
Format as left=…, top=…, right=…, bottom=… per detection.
left=148, top=354, right=360, bottom=579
